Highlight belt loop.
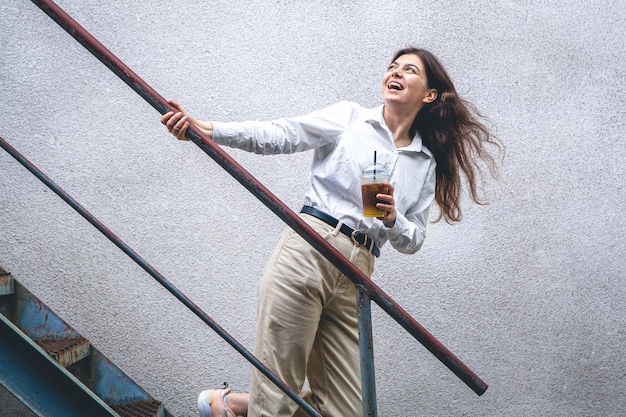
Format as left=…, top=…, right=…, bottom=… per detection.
left=332, top=220, right=343, bottom=237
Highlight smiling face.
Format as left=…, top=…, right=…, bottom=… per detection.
left=382, top=53, right=438, bottom=115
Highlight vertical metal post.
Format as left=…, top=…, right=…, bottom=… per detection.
left=357, top=286, right=378, bottom=417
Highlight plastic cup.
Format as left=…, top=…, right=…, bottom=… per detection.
left=360, top=163, right=389, bottom=217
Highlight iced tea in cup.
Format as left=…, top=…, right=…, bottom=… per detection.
left=360, top=163, right=389, bottom=217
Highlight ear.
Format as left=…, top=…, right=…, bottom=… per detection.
left=423, top=89, right=438, bottom=104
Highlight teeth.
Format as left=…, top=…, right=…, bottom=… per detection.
left=389, top=82, right=403, bottom=90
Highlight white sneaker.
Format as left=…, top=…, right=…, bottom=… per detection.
left=197, top=388, right=236, bottom=417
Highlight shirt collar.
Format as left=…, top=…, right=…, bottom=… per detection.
left=365, top=105, right=430, bottom=156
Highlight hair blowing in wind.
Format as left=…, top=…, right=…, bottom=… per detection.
left=398, top=47, right=504, bottom=223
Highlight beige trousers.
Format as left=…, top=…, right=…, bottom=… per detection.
left=248, top=214, right=375, bottom=417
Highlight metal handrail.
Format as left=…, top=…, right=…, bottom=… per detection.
left=21, top=0, right=488, bottom=414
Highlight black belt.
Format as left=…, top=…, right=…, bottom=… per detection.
left=300, top=206, right=380, bottom=257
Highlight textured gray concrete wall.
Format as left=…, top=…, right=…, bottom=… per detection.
left=1, top=1, right=625, bottom=416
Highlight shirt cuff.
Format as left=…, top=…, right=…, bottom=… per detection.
left=386, top=211, right=407, bottom=236
left=211, top=121, right=236, bottom=145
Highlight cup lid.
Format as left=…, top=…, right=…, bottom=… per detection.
left=362, top=163, right=388, bottom=176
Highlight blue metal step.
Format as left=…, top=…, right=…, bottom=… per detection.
left=0, top=267, right=175, bottom=417
left=0, top=268, right=14, bottom=295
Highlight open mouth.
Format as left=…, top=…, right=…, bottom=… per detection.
left=388, top=81, right=403, bottom=91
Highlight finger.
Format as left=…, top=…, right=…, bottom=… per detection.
left=377, top=206, right=396, bottom=219
left=165, top=113, right=177, bottom=130
left=171, top=100, right=189, bottom=117
left=174, top=115, right=187, bottom=131
left=376, top=193, right=393, bottom=203
left=166, top=112, right=184, bottom=130
left=172, top=116, right=188, bottom=138
left=177, top=121, right=190, bottom=140
left=174, top=116, right=190, bottom=139
left=167, top=100, right=182, bottom=112
left=160, top=111, right=174, bottom=125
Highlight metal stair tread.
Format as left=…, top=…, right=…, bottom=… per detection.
left=35, top=336, right=91, bottom=368
left=111, top=398, right=163, bottom=417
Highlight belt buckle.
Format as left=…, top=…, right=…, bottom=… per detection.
left=351, top=230, right=369, bottom=249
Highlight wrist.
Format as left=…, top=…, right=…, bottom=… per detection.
left=196, top=120, right=214, bottom=138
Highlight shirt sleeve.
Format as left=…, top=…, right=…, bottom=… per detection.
left=211, top=101, right=358, bottom=155
left=385, top=157, right=436, bottom=254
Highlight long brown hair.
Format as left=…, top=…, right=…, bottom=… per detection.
left=393, top=47, right=503, bottom=223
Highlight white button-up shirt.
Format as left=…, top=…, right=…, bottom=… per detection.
left=212, top=100, right=436, bottom=254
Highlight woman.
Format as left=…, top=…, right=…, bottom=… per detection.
left=162, top=47, right=501, bottom=417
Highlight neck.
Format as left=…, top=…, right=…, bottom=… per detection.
left=383, top=105, right=417, bottom=147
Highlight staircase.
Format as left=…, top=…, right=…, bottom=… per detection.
left=0, top=266, right=175, bottom=417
